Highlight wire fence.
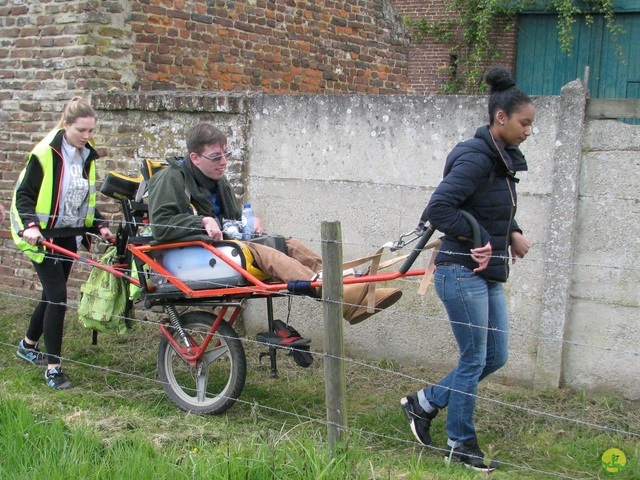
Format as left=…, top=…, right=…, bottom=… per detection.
left=1, top=286, right=637, bottom=439
left=1, top=285, right=639, bottom=476
left=1, top=219, right=639, bottom=479
left=3, top=240, right=639, bottom=359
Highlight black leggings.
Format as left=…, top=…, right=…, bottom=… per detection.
left=25, top=236, right=77, bottom=365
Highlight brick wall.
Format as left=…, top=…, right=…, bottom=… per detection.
left=0, top=0, right=412, bottom=206
left=0, top=0, right=412, bottom=295
left=392, top=0, right=517, bottom=93
left=0, top=0, right=134, bottom=205
left=0, top=0, right=135, bottom=295
left=128, top=0, right=410, bottom=93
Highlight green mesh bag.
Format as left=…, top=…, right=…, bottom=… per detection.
left=77, top=246, right=130, bottom=334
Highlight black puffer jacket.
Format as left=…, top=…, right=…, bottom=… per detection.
left=425, top=125, right=528, bottom=282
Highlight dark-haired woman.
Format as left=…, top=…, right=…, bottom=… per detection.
left=400, top=67, right=533, bottom=471
left=11, top=96, right=113, bottom=390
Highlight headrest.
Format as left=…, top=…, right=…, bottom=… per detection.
left=100, top=171, right=143, bottom=200
left=141, top=159, right=168, bottom=181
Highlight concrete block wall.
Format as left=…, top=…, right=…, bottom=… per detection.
left=562, top=119, right=640, bottom=399
left=243, top=93, right=555, bottom=390
left=243, top=90, right=640, bottom=400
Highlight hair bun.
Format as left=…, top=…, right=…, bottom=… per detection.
left=485, top=67, right=516, bottom=93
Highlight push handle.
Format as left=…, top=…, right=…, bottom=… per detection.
left=398, top=210, right=481, bottom=274
left=35, top=238, right=139, bottom=285
left=459, top=210, right=482, bottom=249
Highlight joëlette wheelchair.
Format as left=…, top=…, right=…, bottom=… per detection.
left=36, top=160, right=480, bottom=415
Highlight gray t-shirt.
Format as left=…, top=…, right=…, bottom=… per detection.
left=56, top=136, right=89, bottom=228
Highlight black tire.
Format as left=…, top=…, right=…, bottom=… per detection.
left=157, top=310, right=246, bottom=414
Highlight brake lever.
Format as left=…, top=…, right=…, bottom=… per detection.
left=86, top=232, right=116, bottom=244
left=87, top=232, right=106, bottom=243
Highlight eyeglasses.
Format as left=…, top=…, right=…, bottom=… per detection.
left=199, top=151, right=232, bottom=162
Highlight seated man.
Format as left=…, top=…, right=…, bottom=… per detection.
left=147, top=123, right=401, bottom=324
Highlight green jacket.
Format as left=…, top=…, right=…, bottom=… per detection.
left=148, top=157, right=242, bottom=242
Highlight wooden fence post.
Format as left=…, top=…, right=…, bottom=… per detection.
left=321, top=221, right=347, bottom=450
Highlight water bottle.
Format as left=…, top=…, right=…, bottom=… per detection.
left=241, top=203, right=255, bottom=240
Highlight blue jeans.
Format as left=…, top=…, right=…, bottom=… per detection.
left=418, top=263, right=509, bottom=444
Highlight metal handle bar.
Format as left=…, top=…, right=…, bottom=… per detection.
left=398, top=225, right=436, bottom=274
left=398, top=210, right=481, bottom=274
left=17, top=229, right=132, bottom=283
left=37, top=238, right=139, bottom=285
left=19, top=227, right=114, bottom=244
left=459, top=210, right=482, bottom=249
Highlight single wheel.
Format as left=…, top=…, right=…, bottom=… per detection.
left=157, top=310, right=246, bottom=414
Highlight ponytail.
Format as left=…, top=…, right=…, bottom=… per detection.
left=485, top=68, right=531, bottom=125
left=55, top=96, right=96, bottom=129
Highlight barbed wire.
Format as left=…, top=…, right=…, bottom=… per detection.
left=0, top=339, right=609, bottom=480
left=0, top=333, right=619, bottom=480
left=2, top=271, right=640, bottom=360
left=3, top=213, right=637, bottom=272
left=2, top=232, right=639, bottom=359
left=0, top=289, right=638, bottom=443
left=1, top=213, right=638, bottom=478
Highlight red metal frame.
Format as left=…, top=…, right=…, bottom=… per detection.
left=127, top=239, right=427, bottom=298
left=158, top=305, right=242, bottom=367
left=40, top=237, right=428, bottom=367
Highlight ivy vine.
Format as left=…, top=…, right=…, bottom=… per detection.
left=405, top=0, right=624, bottom=94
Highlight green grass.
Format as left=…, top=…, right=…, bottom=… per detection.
left=1, top=293, right=639, bottom=479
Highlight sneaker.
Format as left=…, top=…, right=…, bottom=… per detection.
left=400, top=394, right=437, bottom=446
left=17, top=339, right=48, bottom=366
left=448, top=438, right=499, bottom=472
left=45, top=367, right=74, bottom=390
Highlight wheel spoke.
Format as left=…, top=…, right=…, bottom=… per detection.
left=202, top=343, right=229, bottom=363
left=195, top=365, right=210, bottom=402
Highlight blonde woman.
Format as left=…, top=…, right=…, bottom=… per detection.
left=11, top=97, right=113, bottom=389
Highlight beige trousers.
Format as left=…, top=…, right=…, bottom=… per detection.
left=243, top=238, right=322, bottom=283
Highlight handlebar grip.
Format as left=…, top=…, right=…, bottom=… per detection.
left=459, top=210, right=482, bottom=248
left=17, top=229, right=43, bottom=246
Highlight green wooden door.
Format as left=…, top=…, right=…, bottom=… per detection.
left=515, top=13, right=639, bottom=100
